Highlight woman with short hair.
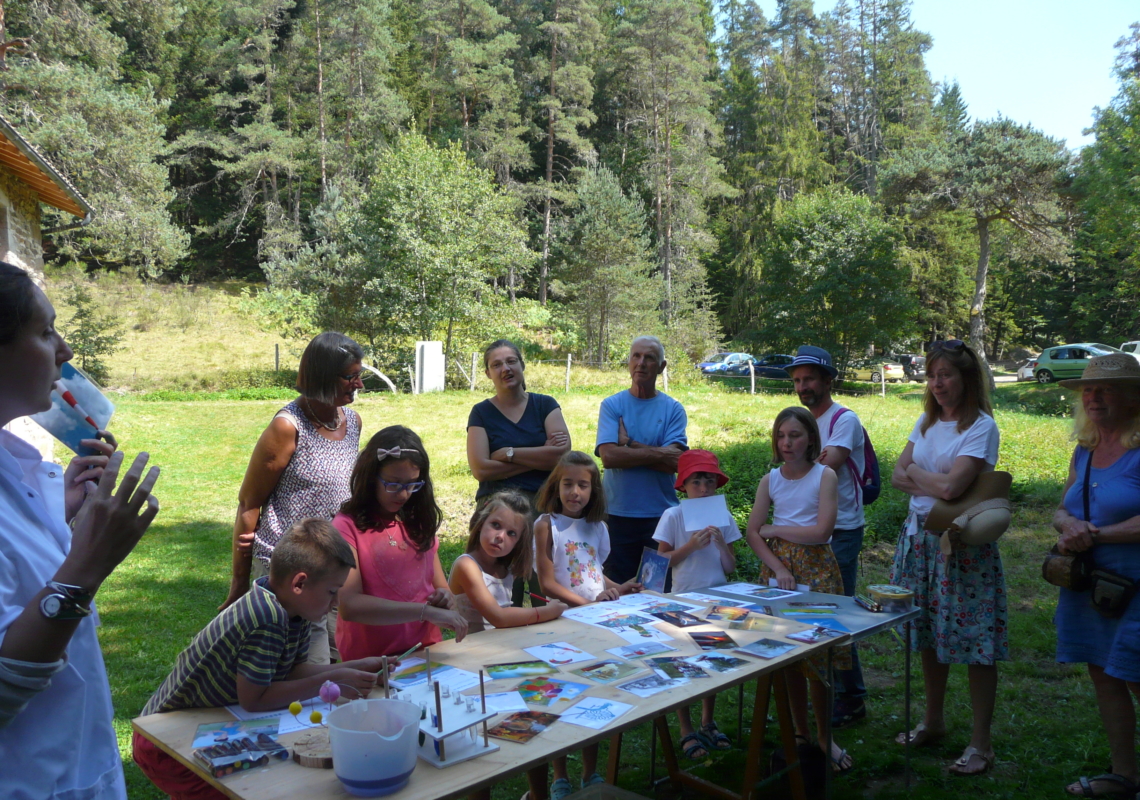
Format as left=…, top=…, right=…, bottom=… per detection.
left=222, top=332, right=365, bottom=664
left=889, top=340, right=1005, bottom=776
left=466, top=339, right=570, bottom=603
left=1052, top=355, right=1140, bottom=799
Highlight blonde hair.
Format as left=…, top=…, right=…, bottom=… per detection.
left=1072, top=389, right=1140, bottom=449
left=920, top=345, right=992, bottom=435
left=535, top=451, right=607, bottom=523
left=465, top=491, right=534, bottom=579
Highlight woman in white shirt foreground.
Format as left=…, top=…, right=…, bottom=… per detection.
left=0, top=262, right=160, bottom=800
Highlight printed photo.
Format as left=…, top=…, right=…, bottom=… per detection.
left=705, top=605, right=751, bottom=621
left=569, top=660, right=643, bottom=684
left=688, top=654, right=750, bottom=673
left=617, top=673, right=687, bottom=698
left=486, top=711, right=559, bottom=743
left=605, top=642, right=678, bottom=660
left=727, top=616, right=782, bottom=632
left=484, top=660, right=559, bottom=680
left=736, top=638, right=798, bottom=660
left=648, top=657, right=710, bottom=680
left=688, top=631, right=738, bottom=651
left=636, top=547, right=670, bottom=593
left=523, top=642, right=595, bottom=666
left=649, top=610, right=704, bottom=627
left=516, top=677, right=590, bottom=707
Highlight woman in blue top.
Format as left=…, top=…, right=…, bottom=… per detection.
left=467, top=340, right=570, bottom=604
left=1052, top=355, right=1140, bottom=799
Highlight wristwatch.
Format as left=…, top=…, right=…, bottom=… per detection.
left=39, top=581, right=93, bottom=620
left=506, top=447, right=515, bottom=463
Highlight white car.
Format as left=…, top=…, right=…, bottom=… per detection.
left=1017, top=360, right=1037, bottom=381
left=1121, top=341, right=1140, bottom=360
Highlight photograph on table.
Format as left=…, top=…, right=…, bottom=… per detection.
left=569, top=659, right=644, bottom=684
left=487, top=711, right=559, bottom=743
left=736, top=638, right=798, bottom=659
left=688, top=630, right=738, bottom=651
left=390, top=660, right=480, bottom=691
left=559, top=697, right=634, bottom=730
left=523, top=641, right=595, bottom=666
left=704, top=605, right=751, bottom=621
left=593, top=612, right=673, bottom=643
left=605, top=642, right=678, bottom=660
left=686, top=653, right=750, bottom=673
left=617, top=673, right=690, bottom=698
left=192, top=719, right=280, bottom=748
left=476, top=691, right=530, bottom=713
left=516, top=677, right=590, bottom=708
left=648, top=610, right=704, bottom=627
left=784, top=618, right=850, bottom=643
left=639, top=598, right=706, bottom=615
left=635, top=547, right=670, bottom=593
left=726, top=616, right=783, bottom=632
left=648, top=657, right=711, bottom=680
left=484, top=660, right=559, bottom=680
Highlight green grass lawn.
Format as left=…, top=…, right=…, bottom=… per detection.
left=89, top=382, right=1102, bottom=800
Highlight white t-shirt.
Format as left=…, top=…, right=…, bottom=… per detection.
left=907, top=412, right=1000, bottom=516
left=652, top=504, right=742, bottom=593
left=0, top=430, right=127, bottom=800
left=449, top=553, right=513, bottom=634
left=541, top=513, right=610, bottom=602
left=815, top=403, right=866, bottom=530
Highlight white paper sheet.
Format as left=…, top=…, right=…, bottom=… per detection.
left=475, top=691, right=530, bottom=714
left=226, top=695, right=323, bottom=736
left=680, top=494, right=733, bottom=532
left=767, top=578, right=811, bottom=593
left=558, top=697, right=634, bottom=729
left=523, top=641, right=595, bottom=666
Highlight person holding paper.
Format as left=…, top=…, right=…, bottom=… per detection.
left=788, top=344, right=869, bottom=728
left=652, top=449, right=740, bottom=759
left=596, top=336, right=688, bottom=584
left=0, top=262, right=160, bottom=800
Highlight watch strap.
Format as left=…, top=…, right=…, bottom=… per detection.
left=47, top=581, right=94, bottom=605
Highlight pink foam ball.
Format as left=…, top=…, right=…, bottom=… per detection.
left=319, top=680, right=341, bottom=704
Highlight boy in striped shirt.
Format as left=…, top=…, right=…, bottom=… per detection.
left=134, top=519, right=384, bottom=799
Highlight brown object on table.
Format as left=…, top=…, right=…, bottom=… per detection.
left=291, top=729, right=333, bottom=769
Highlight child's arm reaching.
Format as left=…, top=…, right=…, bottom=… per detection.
left=235, top=657, right=385, bottom=712
left=754, top=468, right=838, bottom=545
left=595, top=576, right=642, bottom=602
left=533, top=516, right=589, bottom=607
left=744, top=474, right=795, bottom=589
left=449, top=555, right=567, bottom=627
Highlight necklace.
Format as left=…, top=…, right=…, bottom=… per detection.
left=386, top=527, right=408, bottom=551
left=304, top=397, right=342, bottom=431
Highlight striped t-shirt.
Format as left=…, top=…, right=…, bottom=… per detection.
left=141, top=578, right=310, bottom=715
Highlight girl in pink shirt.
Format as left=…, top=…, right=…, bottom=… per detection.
left=334, top=426, right=468, bottom=660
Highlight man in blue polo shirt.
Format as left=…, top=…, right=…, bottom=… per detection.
left=595, top=336, right=688, bottom=584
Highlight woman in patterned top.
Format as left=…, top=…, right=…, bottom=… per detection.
left=222, top=332, right=365, bottom=664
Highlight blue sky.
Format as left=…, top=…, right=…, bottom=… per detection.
left=750, top=0, right=1138, bottom=150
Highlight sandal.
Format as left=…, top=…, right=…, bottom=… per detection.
left=550, top=778, right=574, bottom=800
left=1066, top=773, right=1140, bottom=797
left=948, top=746, right=994, bottom=776
left=700, top=722, right=733, bottom=751
left=894, top=722, right=945, bottom=747
left=831, top=748, right=854, bottom=775
left=680, top=731, right=709, bottom=760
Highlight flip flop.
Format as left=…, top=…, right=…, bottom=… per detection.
left=831, top=748, right=854, bottom=775
left=948, top=746, right=994, bottom=776
left=894, top=722, right=945, bottom=747
left=1066, top=773, right=1140, bottom=797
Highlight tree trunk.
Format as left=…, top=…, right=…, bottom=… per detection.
left=969, top=215, right=996, bottom=387
left=539, top=3, right=561, bottom=307
left=315, top=0, right=328, bottom=201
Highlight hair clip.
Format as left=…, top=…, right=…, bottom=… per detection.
left=377, top=447, right=418, bottom=462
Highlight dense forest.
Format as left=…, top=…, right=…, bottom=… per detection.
left=4, top=0, right=1138, bottom=371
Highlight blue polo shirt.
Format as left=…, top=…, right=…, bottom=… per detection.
left=595, top=391, right=687, bottom=518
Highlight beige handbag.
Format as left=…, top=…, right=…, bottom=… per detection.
left=926, top=471, right=1012, bottom=555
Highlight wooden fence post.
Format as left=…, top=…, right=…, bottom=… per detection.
left=274, top=343, right=279, bottom=371
left=881, top=364, right=886, bottom=398
left=565, top=354, right=572, bottom=392
left=749, top=361, right=755, bottom=395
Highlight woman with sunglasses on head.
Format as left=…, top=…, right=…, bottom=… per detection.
left=222, top=332, right=366, bottom=664
left=334, top=426, right=468, bottom=661
left=467, top=339, right=571, bottom=603
left=889, top=340, right=1004, bottom=776
left=0, top=262, right=160, bottom=800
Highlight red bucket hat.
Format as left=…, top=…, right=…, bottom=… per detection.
left=674, top=449, right=729, bottom=491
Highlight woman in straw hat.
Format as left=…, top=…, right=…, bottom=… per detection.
left=889, top=340, right=1004, bottom=776
left=1053, top=354, right=1140, bottom=798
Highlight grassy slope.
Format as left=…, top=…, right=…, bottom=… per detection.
left=90, top=384, right=1097, bottom=800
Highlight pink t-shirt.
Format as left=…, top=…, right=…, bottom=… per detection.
left=332, top=512, right=442, bottom=660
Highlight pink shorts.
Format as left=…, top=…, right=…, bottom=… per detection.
left=132, top=730, right=228, bottom=800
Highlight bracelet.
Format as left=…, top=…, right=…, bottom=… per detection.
left=534, top=608, right=540, bottom=624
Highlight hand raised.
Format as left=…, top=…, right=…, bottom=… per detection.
left=58, top=450, right=160, bottom=591
left=63, top=432, right=118, bottom=522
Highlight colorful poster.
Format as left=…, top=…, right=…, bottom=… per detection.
left=516, top=677, right=590, bottom=708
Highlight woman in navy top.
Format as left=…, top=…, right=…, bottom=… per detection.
left=466, top=340, right=571, bottom=503
left=1052, top=355, right=1140, bottom=799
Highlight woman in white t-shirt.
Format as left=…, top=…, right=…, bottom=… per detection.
left=889, top=340, right=1004, bottom=777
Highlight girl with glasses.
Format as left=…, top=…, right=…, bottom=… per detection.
left=333, top=426, right=469, bottom=662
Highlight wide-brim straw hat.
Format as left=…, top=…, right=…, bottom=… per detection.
left=1058, top=354, right=1140, bottom=389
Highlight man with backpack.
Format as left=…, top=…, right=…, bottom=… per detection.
left=788, top=345, right=877, bottom=729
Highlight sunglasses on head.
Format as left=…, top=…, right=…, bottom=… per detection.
left=928, top=339, right=969, bottom=355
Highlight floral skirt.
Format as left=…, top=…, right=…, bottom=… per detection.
left=890, top=511, right=1009, bottom=665
left=758, top=538, right=852, bottom=672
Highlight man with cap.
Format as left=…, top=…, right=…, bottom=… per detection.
left=596, top=335, right=688, bottom=585
left=787, top=345, right=868, bottom=728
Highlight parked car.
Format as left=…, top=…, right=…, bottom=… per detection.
left=724, top=353, right=794, bottom=379
left=1032, top=343, right=1124, bottom=383
left=887, top=353, right=926, bottom=382
left=845, top=359, right=906, bottom=383
left=1017, top=359, right=1037, bottom=382
left=697, top=352, right=732, bottom=372
left=1121, top=341, right=1140, bottom=359
left=700, top=352, right=755, bottom=374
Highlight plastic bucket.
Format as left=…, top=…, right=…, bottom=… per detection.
left=328, top=699, right=421, bottom=797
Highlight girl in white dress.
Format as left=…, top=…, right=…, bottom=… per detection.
left=448, top=491, right=566, bottom=632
